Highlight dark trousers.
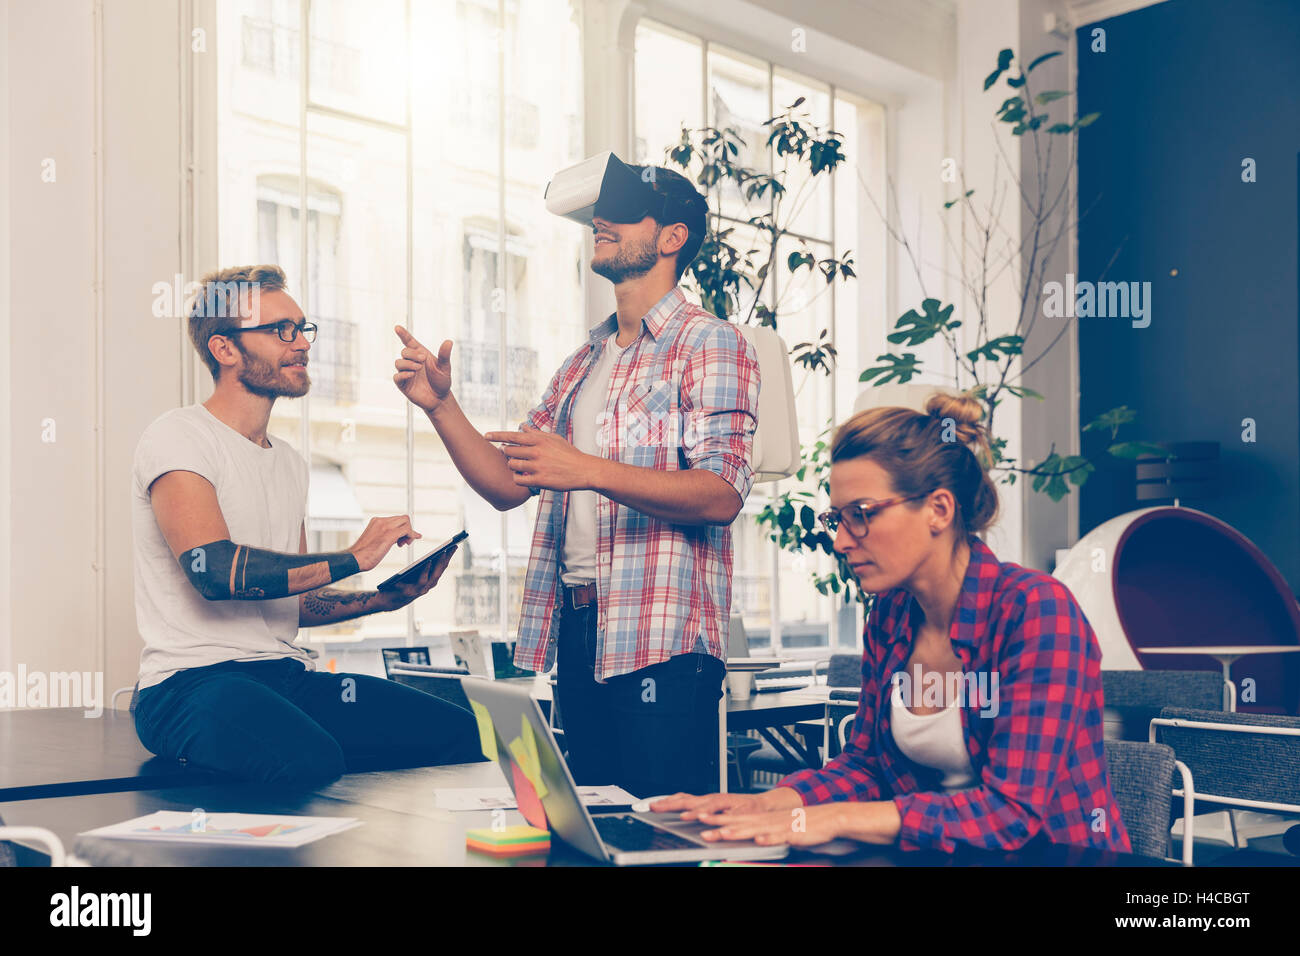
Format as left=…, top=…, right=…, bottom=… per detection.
left=555, top=602, right=725, bottom=799
left=134, top=657, right=484, bottom=787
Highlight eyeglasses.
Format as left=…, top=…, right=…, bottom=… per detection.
left=818, top=493, right=930, bottom=537
left=217, top=319, right=317, bottom=343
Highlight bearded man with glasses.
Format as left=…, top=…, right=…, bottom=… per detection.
left=127, top=264, right=482, bottom=787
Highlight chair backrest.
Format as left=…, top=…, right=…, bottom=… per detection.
left=726, top=614, right=750, bottom=661
left=734, top=324, right=800, bottom=482
left=1102, top=670, right=1223, bottom=740
left=826, top=653, right=862, bottom=689
left=1103, top=739, right=1177, bottom=860
left=0, top=814, right=15, bottom=867
left=381, top=646, right=431, bottom=677
left=1154, top=706, right=1300, bottom=809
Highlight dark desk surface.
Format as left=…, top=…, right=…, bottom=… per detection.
left=0, top=760, right=1174, bottom=867
left=0, top=708, right=220, bottom=801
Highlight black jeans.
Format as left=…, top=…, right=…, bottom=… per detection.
left=555, top=602, right=725, bottom=799
left=134, top=657, right=484, bottom=787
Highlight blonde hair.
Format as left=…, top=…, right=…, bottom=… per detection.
left=187, top=264, right=288, bottom=381
left=830, top=390, right=999, bottom=536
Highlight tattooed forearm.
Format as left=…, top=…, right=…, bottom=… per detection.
left=299, top=588, right=387, bottom=626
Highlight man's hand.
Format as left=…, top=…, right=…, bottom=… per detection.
left=372, top=545, right=457, bottom=612
left=348, top=515, right=421, bottom=572
left=393, top=325, right=453, bottom=414
left=484, top=426, right=597, bottom=493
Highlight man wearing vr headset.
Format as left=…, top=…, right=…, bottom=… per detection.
left=393, top=157, right=760, bottom=797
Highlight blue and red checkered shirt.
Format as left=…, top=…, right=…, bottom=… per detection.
left=781, top=535, right=1132, bottom=854
left=511, top=286, right=760, bottom=681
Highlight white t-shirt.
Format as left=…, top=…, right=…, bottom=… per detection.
left=890, top=681, right=977, bottom=791
left=561, top=333, right=631, bottom=585
left=131, top=404, right=313, bottom=690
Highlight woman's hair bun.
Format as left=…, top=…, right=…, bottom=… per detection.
left=925, top=391, right=992, bottom=467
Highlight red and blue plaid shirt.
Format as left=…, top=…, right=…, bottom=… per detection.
left=512, top=286, right=760, bottom=681
left=781, top=535, right=1132, bottom=854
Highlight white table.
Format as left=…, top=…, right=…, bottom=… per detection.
left=1136, top=645, right=1300, bottom=710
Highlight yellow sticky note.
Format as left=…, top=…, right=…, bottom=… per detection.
left=469, top=700, right=498, bottom=762
left=520, top=715, right=543, bottom=787
left=508, top=735, right=548, bottom=800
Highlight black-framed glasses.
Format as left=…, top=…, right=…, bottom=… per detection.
left=818, top=492, right=931, bottom=537
left=217, top=319, right=317, bottom=343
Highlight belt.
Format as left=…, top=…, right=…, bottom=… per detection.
left=562, top=582, right=598, bottom=610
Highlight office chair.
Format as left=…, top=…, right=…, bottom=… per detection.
left=1103, top=738, right=1193, bottom=864
left=1151, top=706, right=1300, bottom=862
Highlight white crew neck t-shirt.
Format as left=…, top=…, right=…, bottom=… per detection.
left=561, top=332, right=631, bottom=585
left=131, top=403, right=312, bottom=691
left=890, top=681, right=977, bottom=791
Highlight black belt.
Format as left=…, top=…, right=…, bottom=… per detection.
left=563, top=582, right=597, bottom=610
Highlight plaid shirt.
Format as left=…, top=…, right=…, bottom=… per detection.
left=781, top=536, right=1132, bottom=855
left=512, top=286, right=760, bottom=681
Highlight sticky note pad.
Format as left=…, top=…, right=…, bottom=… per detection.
left=466, top=825, right=550, bottom=857
left=469, top=700, right=498, bottom=762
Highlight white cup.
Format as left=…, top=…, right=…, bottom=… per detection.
left=726, top=671, right=754, bottom=700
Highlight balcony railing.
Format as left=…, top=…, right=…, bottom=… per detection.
left=455, top=569, right=526, bottom=629
left=449, top=90, right=541, bottom=150
left=455, top=341, right=538, bottom=422
left=310, top=316, right=359, bottom=404
left=241, top=16, right=361, bottom=97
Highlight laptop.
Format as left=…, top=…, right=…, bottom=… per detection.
left=462, top=679, right=789, bottom=865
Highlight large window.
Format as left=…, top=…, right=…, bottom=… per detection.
left=634, top=19, right=886, bottom=654
left=216, top=0, right=584, bottom=660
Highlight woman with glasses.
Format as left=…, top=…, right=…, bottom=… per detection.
left=652, top=391, right=1132, bottom=856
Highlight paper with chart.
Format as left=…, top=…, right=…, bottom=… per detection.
left=80, top=811, right=360, bottom=848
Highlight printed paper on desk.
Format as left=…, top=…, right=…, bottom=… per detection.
left=80, top=812, right=360, bottom=848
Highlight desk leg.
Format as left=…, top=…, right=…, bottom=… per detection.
left=719, top=694, right=727, bottom=794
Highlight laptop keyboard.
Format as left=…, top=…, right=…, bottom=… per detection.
left=592, top=815, right=701, bottom=852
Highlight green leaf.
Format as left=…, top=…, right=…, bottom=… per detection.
left=1107, top=440, right=1170, bottom=460
left=1035, top=90, right=1069, bottom=104
left=1047, top=122, right=1074, bottom=134
left=997, top=96, right=1024, bottom=115
left=886, top=298, right=959, bottom=346
left=1007, top=73, right=1026, bottom=88
left=1075, top=112, right=1101, bottom=128
left=1003, top=385, right=1044, bottom=400
left=787, top=250, right=815, bottom=273
left=859, top=352, right=922, bottom=385
left=1083, top=405, right=1137, bottom=435
left=965, top=334, right=1024, bottom=363
left=1026, top=51, right=1063, bottom=72
left=800, top=506, right=816, bottom=532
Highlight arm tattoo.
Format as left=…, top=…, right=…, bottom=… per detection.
left=301, top=588, right=379, bottom=621
left=179, top=539, right=360, bottom=600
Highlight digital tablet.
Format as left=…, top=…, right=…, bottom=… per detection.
left=375, top=530, right=468, bottom=592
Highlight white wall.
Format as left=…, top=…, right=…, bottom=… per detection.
left=4, top=0, right=187, bottom=699
left=0, top=0, right=11, bottom=672
left=6, top=0, right=100, bottom=683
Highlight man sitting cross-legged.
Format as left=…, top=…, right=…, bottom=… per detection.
left=131, top=264, right=481, bottom=787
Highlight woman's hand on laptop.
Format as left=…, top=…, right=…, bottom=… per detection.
left=649, top=786, right=802, bottom=820
left=695, top=802, right=852, bottom=847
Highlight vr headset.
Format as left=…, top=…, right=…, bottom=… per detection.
left=544, top=151, right=705, bottom=234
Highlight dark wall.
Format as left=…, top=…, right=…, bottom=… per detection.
left=1076, top=0, right=1300, bottom=592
